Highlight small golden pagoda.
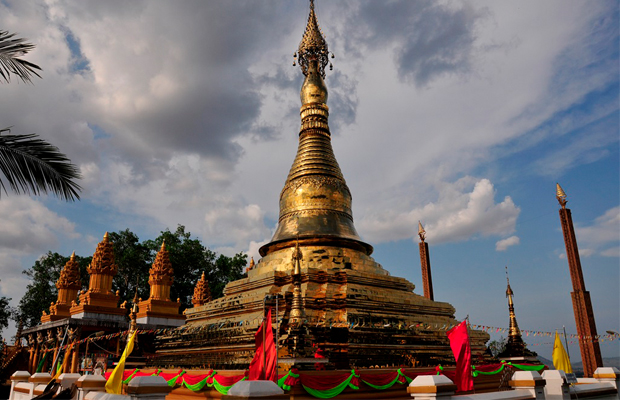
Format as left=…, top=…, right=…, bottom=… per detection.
left=70, top=232, right=125, bottom=322
left=191, top=272, right=212, bottom=307
left=498, top=268, right=537, bottom=361
left=153, top=1, right=490, bottom=369
left=137, top=241, right=184, bottom=326
left=41, top=252, right=81, bottom=323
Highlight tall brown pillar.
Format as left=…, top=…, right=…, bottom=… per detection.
left=71, top=341, right=80, bottom=373
left=556, top=184, right=603, bottom=377
left=418, top=222, right=434, bottom=300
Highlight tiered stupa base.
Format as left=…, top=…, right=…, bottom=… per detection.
left=70, top=291, right=125, bottom=323
left=153, top=245, right=490, bottom=369
left=137, top=299, right=185, bottom=327
left=41, top=304, right=71, bottom=323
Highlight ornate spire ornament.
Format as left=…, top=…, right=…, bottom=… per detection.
left=192, top=272, right=212, bottom=307
left=290, top=239, right=305, bottom=325
left=556, top=183, right=567, bottom=209
left=418, top=221, right=426, bottom=242
left=42, top=252, right=82, bottom=322
left=259, top=0, right=371, bottom=257
left=57, top=252, right=81, bottom=291
left=148, top=241, right=174, bottom=300
left=87, top=232, right=117, bottom=279
left=295, top=0, right=331, bottom=79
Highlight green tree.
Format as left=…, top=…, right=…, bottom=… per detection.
left=109, top=229, right=151, bottom=305
left=15, top=252, right=90, bottom=328
left=487, top=336, right=507, bottom=358
left=144, top=225, right=247, bottom=310
left=0, top=282, right=11, bottom=336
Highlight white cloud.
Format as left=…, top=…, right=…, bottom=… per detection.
left=574, top=206, right=620, bottom=257
left=0, top=197, right=79, bottom=254
left=358, top=178, right=520, bottom=244
left=601, top=247, right=619, bottom=258
left=496, top=235, right=520, bottom=251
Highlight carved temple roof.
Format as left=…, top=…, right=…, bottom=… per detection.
left=149, top=241, right=174, bottom=286
left=192, top=272, right=212, bottom=307
left=56, top=251, right=81, bottom=290
left=87, top=232, right=117, bottom=276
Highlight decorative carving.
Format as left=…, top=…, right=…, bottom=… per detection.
left=192, top=272, right=212, bottom=307
left=56, top=252, right=81, bottom=290
left=280, top=175, right=350, bottom=201
left=87, top=232, right=117, bottom=276
left=149, top=241, right=174, bottom=287
left=296, top=0, right=330, bottom=78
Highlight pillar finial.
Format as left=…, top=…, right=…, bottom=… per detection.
left=418, top=221, right=426, bottom=242
left=556, top=183, right=567, bottom=209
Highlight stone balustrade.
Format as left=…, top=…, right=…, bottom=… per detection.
left=407, top=367, right=619, bottom=400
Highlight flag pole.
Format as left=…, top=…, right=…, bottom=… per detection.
left=262, top=297, right=266, bottom=381
left=563, top=326, right=571, bottom=361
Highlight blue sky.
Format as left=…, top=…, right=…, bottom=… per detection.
left=0, top=0, right=618, bottom=363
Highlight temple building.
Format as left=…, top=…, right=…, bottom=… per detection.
left=153, top=1, right=490, bottom=369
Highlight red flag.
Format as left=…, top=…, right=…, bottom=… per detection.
left=248, top=308, right=277, bottom=381
left=446, top=321, right=473, bottom=392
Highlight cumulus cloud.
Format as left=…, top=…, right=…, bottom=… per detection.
left=358, top=178, right=520, bottom=244
left=496, top=235, right=520, bottom=251
left=574, top=206, right=620, bottom=257
left=0, top=197, right=79, bottom=300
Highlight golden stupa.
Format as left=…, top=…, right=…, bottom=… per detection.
left=153, top=1, right=490, bottom=369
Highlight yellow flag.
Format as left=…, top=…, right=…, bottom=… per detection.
left=552, top=331, right=572, bottom=373
left=105, top=330, right=137, bottom=394
left=51, top=343, right=73, bottom=381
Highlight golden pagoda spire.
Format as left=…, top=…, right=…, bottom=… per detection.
left=505, top=266, right=521, bottom=338
left=259, top=0, right=371, bottom=257
left=556, top=183, right=567, bottom=209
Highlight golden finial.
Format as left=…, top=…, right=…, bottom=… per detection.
left=249, top=257, right=255, bottom=268
left=70, top=251, right=75, bottom=260
left=103, top=232, right=109, bottom=241
left=418, top=221, right=426, bottom=242
left=297, top=0, right=330, bottom=78
left=160, top=240, right=166, bottom=251
left=556, top=183, right=567, bottom=208
left=505, top=265, right=513, bottom=298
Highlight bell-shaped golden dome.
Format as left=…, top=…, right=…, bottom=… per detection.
left=259, top=2, right=371, bottom=257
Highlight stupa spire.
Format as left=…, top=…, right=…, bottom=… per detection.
left=295, top=0, right=331, bottom=79
left=505, top=266, right=521, bottom=338
left=192, top=272, right=212, bottom=307
left=259, top=1, right=371, bottom=257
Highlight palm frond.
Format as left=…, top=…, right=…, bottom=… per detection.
left=0, top=30, right=42, bottom=84
left=0, top=128, right=82, bottom=201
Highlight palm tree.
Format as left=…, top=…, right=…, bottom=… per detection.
left=0, top=128, right=81, bottom=201
left=1, top=30, right=81, bottom=200
left=0, top=30, right=42, bottom=84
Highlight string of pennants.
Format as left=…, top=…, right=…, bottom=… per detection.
left=52, top=321, right=618, bottom=351
left=469, top=324, right=619, bottom=342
